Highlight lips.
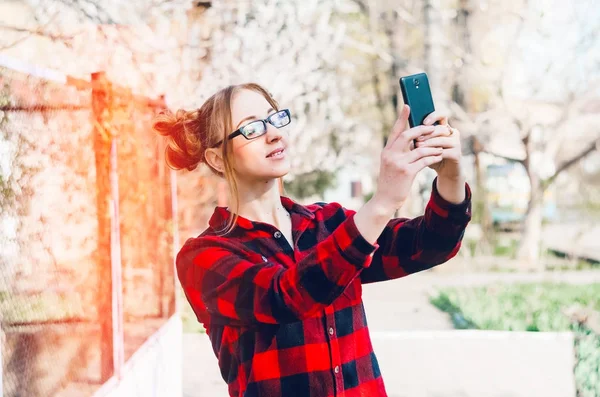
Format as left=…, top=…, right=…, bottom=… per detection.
left=266, top=147, right=285, bottom=158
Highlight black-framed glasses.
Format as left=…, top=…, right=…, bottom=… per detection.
left=214, top=109, right=291, bottom=147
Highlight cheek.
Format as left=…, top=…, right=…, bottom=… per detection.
left=232, top=144, right=261, bottom=171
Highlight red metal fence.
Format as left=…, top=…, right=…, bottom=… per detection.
left=0, top=54, right=177, bottom=396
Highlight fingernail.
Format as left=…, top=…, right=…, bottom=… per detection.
left=423, top=118, right=431, bottom=125
left=417, top=136, right=425, bottom=141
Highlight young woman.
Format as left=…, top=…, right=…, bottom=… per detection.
left=153, top=83, right=471, bottom=397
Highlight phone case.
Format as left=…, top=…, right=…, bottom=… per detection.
left=399, top=73, right=436, bottom=128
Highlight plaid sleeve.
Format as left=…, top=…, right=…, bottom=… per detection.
left=359, top=178, right=472, bottom=284
left=177, top=213, right=378, bottom=325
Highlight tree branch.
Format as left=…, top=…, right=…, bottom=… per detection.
left=55, top=0, right=116, bottom=24
left=0, top=11, right=74, bottom=50
left=481, top=149, right=525, bottom=164
left=348, top=0, right=368, bottom=14
left=543, top=137, right=600, bottom=189
left=0, top=25, right=75, bottom=43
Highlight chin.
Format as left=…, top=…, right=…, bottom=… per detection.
left=240, top=169, right=290, bottom=184
left=266, top=168, right=290, bottom=179
left=238, top=159, right=291, bottom=183
left=265, top=161, right=291, bottom=178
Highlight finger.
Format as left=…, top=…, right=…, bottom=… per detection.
left=407, top=147, right=444, bottom=163
left=416, top=125, right=452, bottom=141
left=439, top=148, right=461, bottom=161
left=415, top=137, right=455, bottom=148
left=410, top=154, right=443, bottom=172
left=423, top=110, right=449, bottom=126
left=395, top=125, right=436, bottom=150
left=385, top=105, right=410, bottom=148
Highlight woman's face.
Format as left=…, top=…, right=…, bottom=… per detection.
left=228, top=89, right=291, bottom=183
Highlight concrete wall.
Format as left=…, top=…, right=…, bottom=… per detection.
left=93, top=315, right=182, bottom=397
left=183, top=329, right=576, bottom=397
left=370, top=330, right=577, bottom=397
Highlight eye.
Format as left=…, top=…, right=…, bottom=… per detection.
left=242, top=121, right=264, bottom=137
left=270, top=111, right=290, bottom=127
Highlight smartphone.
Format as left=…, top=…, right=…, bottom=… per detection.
left=399, top=72, right=437, bottom=128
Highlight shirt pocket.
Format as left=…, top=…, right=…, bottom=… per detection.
left=340, top=277, right=362, bottom=305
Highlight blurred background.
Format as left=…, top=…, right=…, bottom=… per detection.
left=0, top=0, right=599, bottom=396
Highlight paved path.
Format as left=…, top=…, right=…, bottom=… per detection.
left=182, top=270, right=599, bottom=396
left=183, top=333, right=229, bottom=397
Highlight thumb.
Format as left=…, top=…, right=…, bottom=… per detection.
left=385, top=105, right=410, bottom=149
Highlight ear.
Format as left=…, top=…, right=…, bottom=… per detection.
left=204, top=147, right=225, bottom=173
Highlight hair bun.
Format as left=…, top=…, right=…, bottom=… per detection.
left=152, top=109, right=203, bottom=171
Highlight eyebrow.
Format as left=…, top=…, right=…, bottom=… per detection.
left=235, top=107, right=275, bottom=129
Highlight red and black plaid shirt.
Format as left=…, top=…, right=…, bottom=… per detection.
left=178, top=178, right=472, bottom=397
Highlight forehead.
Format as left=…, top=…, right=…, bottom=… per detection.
left=231, top=89, right=272, bottom=124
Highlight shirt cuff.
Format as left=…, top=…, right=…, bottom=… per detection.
left=429, top=177, right=472, bottom=223
left=335, top=213, right=380, bottom=268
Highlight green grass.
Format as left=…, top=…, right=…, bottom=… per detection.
left=492, top=238, right=519, bottom=257
left=430, top=283, right=600, bottom=397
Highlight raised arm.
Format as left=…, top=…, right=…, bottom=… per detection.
left=359, top=106, right=472, bottom=283
left=359, top=178, right=471, bottom=284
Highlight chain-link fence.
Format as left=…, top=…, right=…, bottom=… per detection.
left=0, top=57, right=176, bottom=397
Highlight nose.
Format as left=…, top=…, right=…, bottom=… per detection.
left=265, top=122, right=283, bottom=143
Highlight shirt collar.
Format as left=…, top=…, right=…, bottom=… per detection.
left=208, top=196, right=315, bottom=232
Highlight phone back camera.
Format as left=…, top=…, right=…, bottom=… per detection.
left=414, top=79, right=420, bottom=88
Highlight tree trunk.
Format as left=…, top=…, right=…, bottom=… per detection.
left=473, top=138, right=492, bottom=254
left=453, top=0, right=471, bottom=108
left=423, top=0, right=444, bottom=100
left=517, top=174, right=544, bottom=268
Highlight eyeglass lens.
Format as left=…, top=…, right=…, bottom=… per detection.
left=241, top=110, right=290, bottom=138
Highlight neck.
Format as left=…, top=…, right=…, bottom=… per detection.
left=228, top=177, right=289, bottom=229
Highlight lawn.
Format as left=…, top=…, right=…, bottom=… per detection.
left=430, top=283, right=600, bottom=397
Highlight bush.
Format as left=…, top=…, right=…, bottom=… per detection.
left=430, top=283, right=600, bottom=397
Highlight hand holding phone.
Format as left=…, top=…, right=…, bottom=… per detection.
left=399, top=73, right=438, bottom=147
left=399, top=73, right=464, bottom=186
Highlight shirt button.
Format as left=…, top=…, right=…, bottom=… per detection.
left=334, top=366, right=340, bottom=374
left=329, top=327, right=334, bottom=335
left=274, top=231, right=282, bottom=238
